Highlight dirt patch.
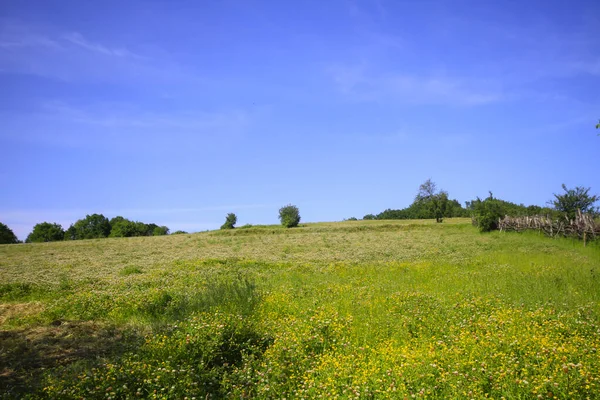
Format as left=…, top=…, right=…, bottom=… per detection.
left=0, top=320, right=140, bottom=397
left=0, top=302, right=44, bottom=325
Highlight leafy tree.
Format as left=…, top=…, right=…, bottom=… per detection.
left=279, top=204, right=301, bottom=228
left=414, top=179, right=449, bottom=222
left=551, top=184, right=599, bottom=220
left=26, top=222, right=64, bottom=243
left=172, top=230, right=188, bottom=235
left=471, top=193, right=505, bottom=232
left=0, top=222, right=19, bottom=244
left=68, top=214, right=111, bottom=240
left=152, top=226, right=169, bottom=236
left=363, top=214, right=376, bottom=220
left=220, top=213, right=237, bottom=229
left=109, top=217, right=139, bottom=238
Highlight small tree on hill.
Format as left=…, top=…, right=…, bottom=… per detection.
left=0, top=222, right=19, bottom=244
left=279, top=204, right=300, bottom=228
left=551, top=184, right=599, bottom=220
left=415, top=179, right=449, bottom=223
left=26, top=222, right=65, bottom=243
left=220, top=213, right=237, bottom=229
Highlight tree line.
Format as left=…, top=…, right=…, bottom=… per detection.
left=1, top=185, right=597, bottom=244
left=0, top=214, right=170, bottom=244
left=358, top=179, right=598, bottom=233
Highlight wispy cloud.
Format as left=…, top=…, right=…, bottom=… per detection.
left=0, top=20, right=200, bottom=84
left=62, top=32, right=142, bottom=58
left=0, top=100, right=255, bottom=153
left=328, top=63, right=502, bottom=106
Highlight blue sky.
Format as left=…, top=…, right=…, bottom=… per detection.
left=1, top=0, right=599, bottom=239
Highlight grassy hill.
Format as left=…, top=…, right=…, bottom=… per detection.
left=1, top=219, right=599, bottom=398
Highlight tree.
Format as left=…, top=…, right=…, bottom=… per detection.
left=279, top=204, right=301, bottom=228
left=363, top=214, right=376, bottom=220
left=109, top=217, right=139, bottom=238
left=152, top=226, right=169, bottom=236
left=551, top=184, right=599, bottom=220
left=68, top=214, right=111, bottom=240
left=220, top=213, right=237, bottom=229
left=415, top=179, right=448, bottom=222
left=0, top=222, right=19, bottom=244
left=471, top=193, right=505, bottom=232
left=26, top=222, right=64, bottom=243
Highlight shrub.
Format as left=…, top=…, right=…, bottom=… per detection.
left=0, top=222, right=19, bottom=244
left=472, top=194, right=505, bottom=232
left=26, top=222, right=65, bottom=243
left=279, top=204, right=300, bottom=228
left=220, top=213, right=237, bottom=230
left=551, top=184, right=599, bottom=220
left=172, top=230, right=188, bottom=235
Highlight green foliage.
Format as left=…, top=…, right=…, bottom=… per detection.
left=279, top=204, right=301, bottom=228
left=171, top=230, right=188, bottom=235
left=362, top=214, right=376, bottom=220
left=152, top=226, right=169, bottom=236
left=551, top=184, right=598, bottom=220
left=67, top=214, right=111, bottom=240
left=26, top=222, right=65, bottom=243
left=0, top=222, right=19, bottom=244
left=119, top=266, right=143, bottom=276
left=220, top=213, right=238, bottom=230
left=471, top=194, right=505, bottom=232
left=374, top=180, right=469, bottom=221
left=109, top=217, right=138, bottom=238
left=345, top=217, right=358, bottom=221
left=108, top=217, right=169, bottom=237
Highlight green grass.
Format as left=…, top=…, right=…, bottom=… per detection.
left=0, top=219, right=599, bottom=398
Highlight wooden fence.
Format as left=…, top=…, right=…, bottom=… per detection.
left=499, top=210, right=599, bottom=245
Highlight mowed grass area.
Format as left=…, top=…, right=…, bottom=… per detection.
left=1, top=219, right=599, bottom=399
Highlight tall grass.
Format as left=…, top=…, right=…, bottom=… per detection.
left=1, top=219, right=599, bottom=398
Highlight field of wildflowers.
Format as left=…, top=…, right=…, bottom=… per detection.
left=1, top=219, right=599, bottom=398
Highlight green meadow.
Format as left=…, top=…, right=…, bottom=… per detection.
left=1, top=219, right=599, bottom=399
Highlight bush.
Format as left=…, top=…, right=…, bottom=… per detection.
left=551, top=184, right=598, bottom=220
left=220, top=213, right=237, bottom=230
left=26, top=222, right=65, bottom=243
left=279, top=205, right=300, bottom=228
left=172, top=230, right=188, bottom=235
left=471, top=194, right=505, bottom=232
left=0, top=222, right=19, bottom=244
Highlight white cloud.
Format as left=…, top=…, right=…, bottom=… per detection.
left=1, top=101, right=253, bottom=152
left=0, top=20, right=201, bottom=85
left=62, top=32, right=142, bottom=58
left=328, top=64, right=502, bottom=106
